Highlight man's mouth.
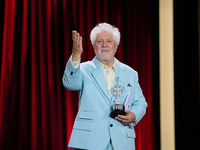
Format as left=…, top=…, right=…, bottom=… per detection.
left=101, top=49, right=110, bottom=52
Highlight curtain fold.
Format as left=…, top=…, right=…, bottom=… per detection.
left=0, top=0, right=156, bottom=150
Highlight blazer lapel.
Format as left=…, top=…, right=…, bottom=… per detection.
left=115, top=58, right=126, bottom=86
left=90, top=58, right=111, bottom=101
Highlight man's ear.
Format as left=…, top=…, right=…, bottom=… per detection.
left=115, top=44, right=118, bottom=52
left=92, top=44, right=96, bottom=51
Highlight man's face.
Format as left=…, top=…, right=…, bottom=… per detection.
left=93, top=32, right=118, bottom=64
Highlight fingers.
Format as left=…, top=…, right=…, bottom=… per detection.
left=115, top=115, right=128, bottom=124
left=72, top=30, right=82, bottom=49
left=79, top=35, right=82, bottom=45
left=72, top=30, right=82, bottom=42
left=115, top=110, right=130, bottom=121
left=72, top=30, right=83, bottom=61
left=115, top=115, right=128, bottom=122
left=115, top=116, right=129, bottom=126
left=115, top=111, right=136, bottom=125
left=72, top=30, right=77, bottom=41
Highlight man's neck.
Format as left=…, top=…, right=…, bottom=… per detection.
left=98, top=59, right=114, bottom=68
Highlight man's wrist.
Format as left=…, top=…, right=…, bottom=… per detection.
left=72, top=53, right=81, bottom=61
left=70, top=55, right=80, bottom=68
left=128, top=118, right=136, bottom=129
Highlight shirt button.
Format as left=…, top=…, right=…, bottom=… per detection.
left=110, top=124, right=113, bottom=127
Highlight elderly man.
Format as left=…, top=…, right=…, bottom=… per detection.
left=62, top=23, right=147, bottom=150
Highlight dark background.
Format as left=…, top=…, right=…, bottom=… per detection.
left=174, top=1, right=200, bottom=149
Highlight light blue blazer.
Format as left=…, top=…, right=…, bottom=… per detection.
left=62, top=57, right=147, bottom=150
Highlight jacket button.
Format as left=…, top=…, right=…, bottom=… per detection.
left=110, top=124, right=113, bottom=127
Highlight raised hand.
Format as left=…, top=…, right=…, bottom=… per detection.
left=72, top=30, right=83, bottom=61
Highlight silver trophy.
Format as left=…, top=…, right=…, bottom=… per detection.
left=110, top=77, right=126, bottom=118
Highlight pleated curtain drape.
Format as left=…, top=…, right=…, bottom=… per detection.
left=0, top=0, right=156, bottom=150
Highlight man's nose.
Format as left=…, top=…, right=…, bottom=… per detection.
left=102, top=41, right=108, bottom=47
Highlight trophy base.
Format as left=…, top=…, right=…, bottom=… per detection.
left=110, top=104, right=126, bottom=119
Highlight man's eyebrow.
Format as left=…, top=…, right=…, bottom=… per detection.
left=97, top=38, right=112, bottom=40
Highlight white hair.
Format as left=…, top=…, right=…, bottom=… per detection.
left=90, top=23, right=121, bottom=45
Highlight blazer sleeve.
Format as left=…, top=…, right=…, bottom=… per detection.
left=62, top=57, right=83, bottom=91
left=129, top=72, right=148, bottom=126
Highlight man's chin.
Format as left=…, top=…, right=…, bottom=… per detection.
left=96, top=56, right=113, bottom=62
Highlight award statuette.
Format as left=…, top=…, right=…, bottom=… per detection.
left=110, top=77, right=126, bottom=119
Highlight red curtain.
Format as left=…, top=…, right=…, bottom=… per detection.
left=0, top=0, right=156, bottom=150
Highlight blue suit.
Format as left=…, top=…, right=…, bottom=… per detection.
left=62, top=57, right=147, bottom=150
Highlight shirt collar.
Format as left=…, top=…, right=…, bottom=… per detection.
left=97, top=59, right=117, bottom=73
